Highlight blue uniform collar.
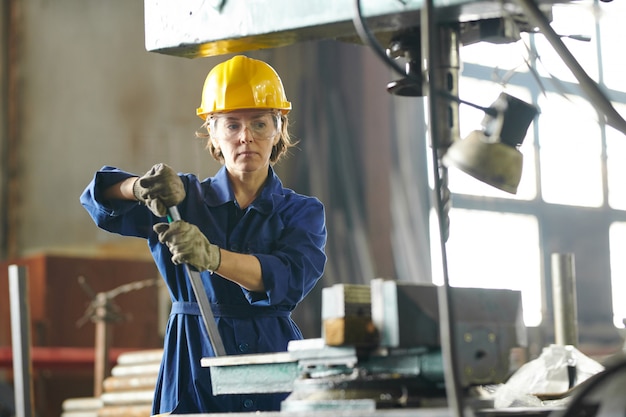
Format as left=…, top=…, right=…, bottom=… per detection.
left=203, top=165, right=286, bottom=214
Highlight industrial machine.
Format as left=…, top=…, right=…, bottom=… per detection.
left=202, top=280, right=525, bottom=413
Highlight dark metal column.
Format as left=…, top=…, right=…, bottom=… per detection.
left=421, top=1, right=464, bottom=415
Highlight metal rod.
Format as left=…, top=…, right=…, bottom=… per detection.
left=551, top=253, right=579, bottom=347
left=167, top=206, right=227, bottom=356
left=421, top=2, right=464, bottom=416
left=515, top=0, right=626, bottom=136
left=9, top=264, right=34, bottom=417
left=93, top=292, right=111, bottom=397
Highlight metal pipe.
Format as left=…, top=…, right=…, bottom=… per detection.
left=93, top=292, right=111, bottom=397
left=167, top=206, right=226, bottom=356
left=551, top=253, right=579, bottom=347
left=514, top=0, right=626, bottom=136
left=421, top=2, right=464, bottom=416
left=9, top=264, right=34, bottom=417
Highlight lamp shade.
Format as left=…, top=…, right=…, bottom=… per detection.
left=442, top=93, right=537, bottom=194
left=443, top=130, right=523, bottom=194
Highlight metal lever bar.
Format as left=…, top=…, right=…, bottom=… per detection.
left=167, top=206, right=227, bottom=356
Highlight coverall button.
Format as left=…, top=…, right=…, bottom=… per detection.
left=243, top=398, right=254, bottom=408
left=238, top=343, right=249, bottom=353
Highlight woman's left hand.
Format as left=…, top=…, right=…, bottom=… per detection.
left=153, top=220, right=221, bottom=272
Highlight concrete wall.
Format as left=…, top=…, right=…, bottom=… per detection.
left=12, top=1, right=216, bottom=257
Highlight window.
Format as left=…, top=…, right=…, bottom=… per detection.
left=538, top=93, right=603, bottom=207
left=609, top=222, right=626, bottom=328
left=607, top=115, right=626, bottom=210
left=431, top=209, right=542, bottom=326
left=440, top=0, right=626, bottom=331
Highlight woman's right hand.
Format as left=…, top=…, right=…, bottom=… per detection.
left=133, top=163, right=185, bottom=217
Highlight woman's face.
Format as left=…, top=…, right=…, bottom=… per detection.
left=209, top=109, right=280, bottom=176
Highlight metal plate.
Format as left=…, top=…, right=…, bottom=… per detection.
left=201, top=352, right=297, bottom=394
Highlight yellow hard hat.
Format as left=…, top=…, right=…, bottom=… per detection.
left=196, top=55, right=292, bottom=119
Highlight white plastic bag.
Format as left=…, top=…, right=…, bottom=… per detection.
left=493, top=344, right=605, bottom=408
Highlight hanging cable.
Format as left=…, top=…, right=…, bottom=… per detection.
left=352, top=0, right=416, bottom=79
left=352, top=1, right=465, bottom=416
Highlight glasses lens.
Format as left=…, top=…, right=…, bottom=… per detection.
left=212, top=112, right=278, bottom=141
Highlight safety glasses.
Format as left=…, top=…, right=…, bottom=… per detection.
left=209, top=111, right=281, bottom=142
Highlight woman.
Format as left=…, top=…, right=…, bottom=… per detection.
left=80, top=55, right=327, bottom=414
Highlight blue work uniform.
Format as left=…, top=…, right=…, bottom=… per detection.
left=80, top=165, right=327, bottom=414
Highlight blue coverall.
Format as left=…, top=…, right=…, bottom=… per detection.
left=80, top=165, right=327, bottom=414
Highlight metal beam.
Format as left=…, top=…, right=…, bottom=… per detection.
left=144, top=0, right=564, bottom=58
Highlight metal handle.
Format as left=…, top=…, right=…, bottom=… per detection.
left=167, top=206, right=227, bottom=356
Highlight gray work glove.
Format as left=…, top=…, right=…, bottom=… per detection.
left=153, top=220, right=221, bottom=272
left=133, top=163, right=185, bottom=217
